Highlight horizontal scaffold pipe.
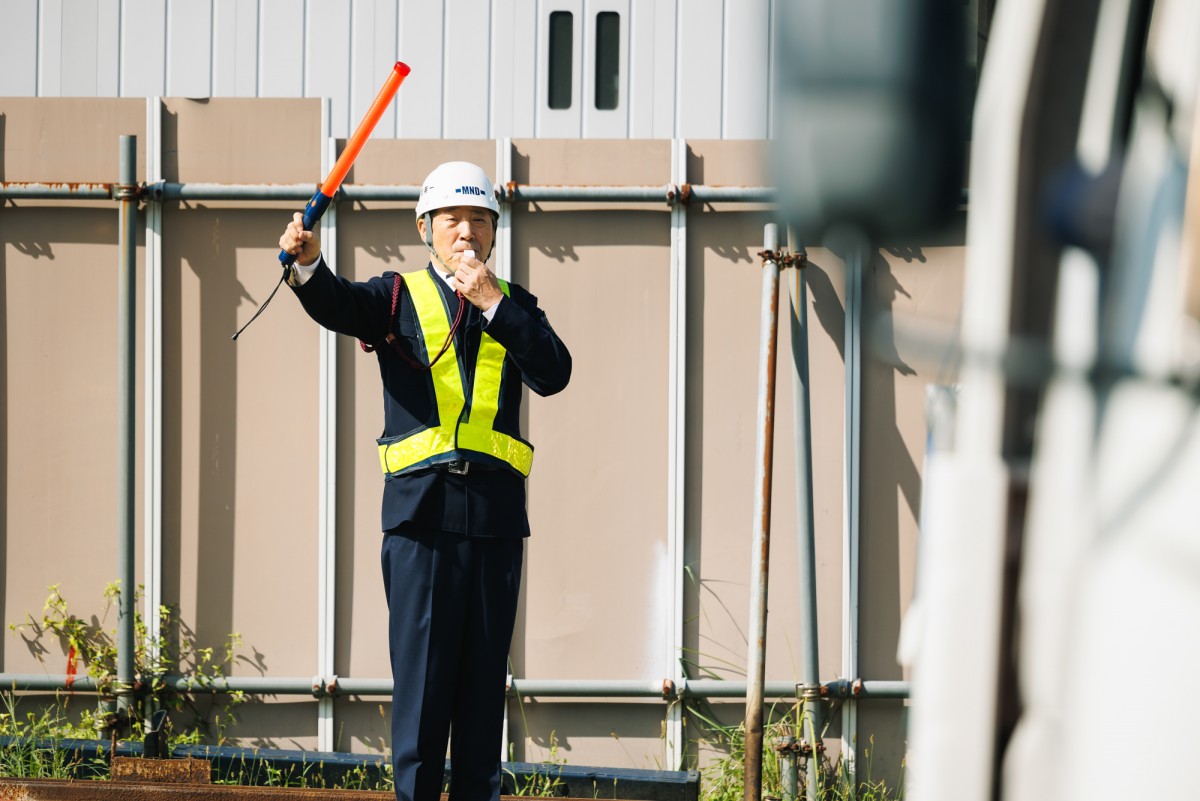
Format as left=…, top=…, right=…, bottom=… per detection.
left=506, top=184, right=673, bottom=203
left=339, top=184, right=421, bottom=201
left=152, top=182, right=317, bottom=201
left=163, top=675, right=319, bottom=694
left=0, top=674, right=101, bottom=692
left=1, top=181, right=778, bottom=205
left=0, top=673, right=909, bottom=700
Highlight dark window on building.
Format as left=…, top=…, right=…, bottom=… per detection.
left=594, top=12, right=620, bottom=110
left=548, top=11, right=574, bottom=110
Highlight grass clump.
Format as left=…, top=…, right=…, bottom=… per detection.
left=0, top=690, right=106, bottom=780
left=690, top=702, right=902, bottom=801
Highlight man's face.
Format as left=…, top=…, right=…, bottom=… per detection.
left=418, top=205, right=495, bottom=272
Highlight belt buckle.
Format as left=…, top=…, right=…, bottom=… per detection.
left=447, top=460, right=470, bottom=475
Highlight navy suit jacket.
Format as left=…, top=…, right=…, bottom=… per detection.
left=292, top=257, right=571, bottom=537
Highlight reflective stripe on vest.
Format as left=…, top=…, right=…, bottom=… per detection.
left=376, top=269, right=534, bottom=478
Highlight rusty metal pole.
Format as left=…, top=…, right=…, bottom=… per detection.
left=744, top=224, right=781, bottom=801
left=116, top=134, right=138, bottom=724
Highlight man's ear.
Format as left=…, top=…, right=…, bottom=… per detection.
left=416, top=215, right=427, bottom=240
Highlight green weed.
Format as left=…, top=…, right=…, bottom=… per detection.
left=0, top=690, right=106, bottom=779
left=4, top=583, right=249, bottom=768
left=689, top=701, right=903, bottom=801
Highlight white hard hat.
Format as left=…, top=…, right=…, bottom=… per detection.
left=415, top=161, right=500, bottom=218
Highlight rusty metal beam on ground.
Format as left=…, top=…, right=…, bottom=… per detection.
left=0, top=777, right=391, bottom=800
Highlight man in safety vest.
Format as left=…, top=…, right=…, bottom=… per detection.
left=278, top=161, right=571, bottom=801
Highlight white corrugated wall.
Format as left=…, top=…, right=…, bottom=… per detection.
left=0, top=0, right=774, bottom=139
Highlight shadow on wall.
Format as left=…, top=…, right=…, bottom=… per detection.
left=860, top=250, right=921, bottom=670
left=348, top=204, right=409, bottom=266
left=334, top=334, right=359, bottom=672
left=859, top=250, right=924, bottom=771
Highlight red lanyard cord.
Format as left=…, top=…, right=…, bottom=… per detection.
left=362, top=274, right=466, bottom=371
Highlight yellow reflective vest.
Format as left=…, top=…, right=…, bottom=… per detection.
left=376, top=269, right=534, bottom=478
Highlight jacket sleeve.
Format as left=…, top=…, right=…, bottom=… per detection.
left=289, top=256, right=394, bottom=345
left=485, top=284, right=572, bottom=397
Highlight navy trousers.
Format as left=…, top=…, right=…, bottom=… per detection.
left=381, top=530, right=524, bottom=801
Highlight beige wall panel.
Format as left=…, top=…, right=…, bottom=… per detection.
left=503, top=139, right=673, bottom=765
left=514, top=204, right=670, bottom=682
left=0, top=98, right=145, bottom=181
left=509, top=139, right=671, bottom=685
left=512, top=140, right=671, bottom=186
left=161, top=98, right=321, bottom=183
left=512, top=703, right=671, bottom=771
left=161, top=204, right=320, bottom=699
left=1, top=204, right=145, bottom=674
left=350, top=139, right=497, bottom=185
left=685, top=141, right=771, bottom=187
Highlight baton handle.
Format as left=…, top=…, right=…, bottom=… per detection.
left=278, top=191, right=334, bottom=267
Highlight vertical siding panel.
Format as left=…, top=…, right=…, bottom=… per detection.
left=213, top=0, right=259, bottom=97
left=721, top=0, right=768, bottom=139
left=39, top=0, right=63, bottom=95
left=304, top=0, right=351, bottom=136
left=534, top=0, right=582, bottom=138
left=167, top=0, right=213, bottom=97
left=490, top=0, right=537, bottom=139
left=212, top=0, right=236, bottom=94
left=61, top=1, right=99, bottom=95
left=258, top=0, right=304, bottom=97
left=442, top=0, right=490, bottom=138
left=96, top=0, right=120, bottom=95
left=397, top=0, right=445, bottom=138
left=349, top=0, right=399, bottom=139
left=767, top=0, right=777, bottom=138
left=491, top=0, right=515, bottom=138
left=582, top=0, right=629, bottom=138
left=509, top=0, right=537, bottom=138
left=650, top=0, right=675, bottom=138
left=675, top=0, right=722, bottom=138
left=626, top=0, right=654, bottom=138
left=0, top=0, right=39, bottom=96
left=121, top=0, right=166, bottom=96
